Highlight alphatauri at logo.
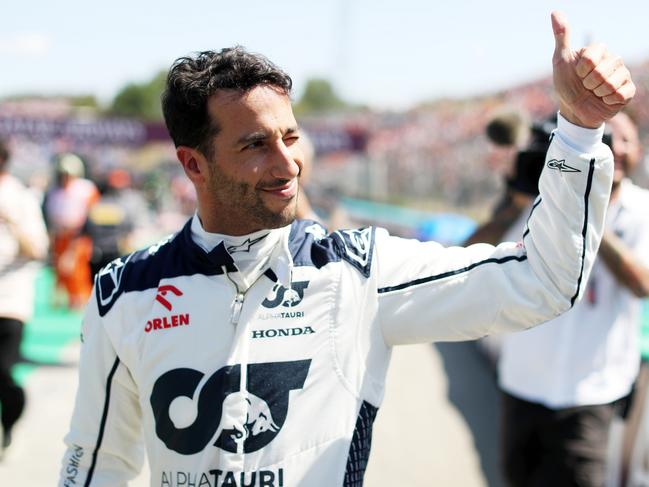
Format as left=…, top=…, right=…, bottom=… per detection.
left=262, top=281, right=309, bottom=308
left=150, top=360, right=311, bottom=455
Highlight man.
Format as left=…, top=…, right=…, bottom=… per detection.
left=59, top=13, right=634, bottom=486
left=43, top=153, right=100, bottom=309
left=81, top=169, right=140, bottom=278
left=0, top=139, right=49, bottom=458
left=294, top=132, right=320, bottom=222
left=497, top=110, right=649, bottom=487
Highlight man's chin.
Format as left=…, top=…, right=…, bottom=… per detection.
left=256, top=202, right=297, bottom=229
left=275, top=206, right=297, bottom=227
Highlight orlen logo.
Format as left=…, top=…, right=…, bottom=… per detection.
left=156, top=285, right=183, bottom=310
left=145, top=285, right=190, bottom=333
left=262, top=281, right=309, bottom=309
left=150, top=360, right=311, bottom=454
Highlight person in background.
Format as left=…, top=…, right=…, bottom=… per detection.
left=295, top=130, right=353, bottom=230
left=42, top=153, right=99, bottom=309
left=465, top=113, right=561, bottom=367
left=80, top=169, right=137, bottom=278
left=621, top=300, right=649, bottom=485
left=294, top=131, right=321, bottom=222
left=464, top=112, right=553, bottom=248
left=497, top=111, right=649, bottom=487
left=0, top=138, right=49, bottom=458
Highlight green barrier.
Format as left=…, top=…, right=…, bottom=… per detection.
left=641, top=299, right=649, bottom=361
left=13, top=267, right=83, bottom=385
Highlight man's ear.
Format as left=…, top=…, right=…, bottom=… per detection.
left=177, top=146, right=207, bottom=184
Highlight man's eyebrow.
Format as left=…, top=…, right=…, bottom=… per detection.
left=237, top=131, right=267, bottom=146
left=236, top=127, right=300, bottom=146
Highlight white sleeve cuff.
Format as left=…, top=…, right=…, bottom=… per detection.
left=554, top=111, right=605, bottom=154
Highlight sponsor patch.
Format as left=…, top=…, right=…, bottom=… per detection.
left=150, top=360, right=311, bottom=455
left=333, top=227, right=375, bottom=277
left=252, top=326, right=315, bottom=339
left=547, top=158, right=581, bottom=173
left=262, top=281, right=309, bottom=309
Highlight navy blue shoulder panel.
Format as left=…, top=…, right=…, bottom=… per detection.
left=288, top=219, right=340, bottom=268
left=95, top=219, right=236, bottom=317
left=288, top=220, right=375, bottom=278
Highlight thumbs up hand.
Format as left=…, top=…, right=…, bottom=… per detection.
left=552, top=11, right=635, bottom=128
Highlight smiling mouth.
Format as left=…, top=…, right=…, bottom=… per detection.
left=258, top=179, right=298, bottom=199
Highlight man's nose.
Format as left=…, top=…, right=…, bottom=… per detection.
left=270, top=142, right=301, bottom=180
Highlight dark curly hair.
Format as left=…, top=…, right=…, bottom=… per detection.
left=162, top=46, right=293, bottom=156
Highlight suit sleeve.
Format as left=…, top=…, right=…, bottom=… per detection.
left=376, top=120, right=613, bottom=345
left=59, top=291, right=144, bottom=486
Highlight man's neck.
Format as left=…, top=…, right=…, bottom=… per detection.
left=190, top=214, right=289, bottom=290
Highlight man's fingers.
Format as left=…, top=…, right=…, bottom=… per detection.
left=576, top=43, right=608, bottom=79
left=582, top=54, right=623, bottom=91
left=592, top=66, right=630, bottom=97
left=551, top=10, right=636, bottom=125
left=602, top=79, right=636, bottom=105
left=551, top=11, right=571, bottom=60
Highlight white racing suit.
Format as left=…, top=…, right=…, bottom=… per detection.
left=60, top=123, right=613, bottom=487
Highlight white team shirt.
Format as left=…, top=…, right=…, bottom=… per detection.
left=60, top=119, right=613, bottom=487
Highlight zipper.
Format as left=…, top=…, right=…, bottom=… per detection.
left=222, top=257, right=272, bottom=326
left=231, top=292, right=245, bottom=326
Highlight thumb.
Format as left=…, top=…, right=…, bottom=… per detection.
left=551, top=11, right=571, bottom=59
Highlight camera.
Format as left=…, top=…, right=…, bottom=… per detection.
left=506, top=116, right=612, bottom=197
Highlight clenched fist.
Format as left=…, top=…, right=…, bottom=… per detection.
left=552, top=11, right=635, bottom=128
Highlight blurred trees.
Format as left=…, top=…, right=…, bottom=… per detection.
left=294, top=78, right=351, bottom=115
left=106, top=73, right=354, bottom=119
left=68, top=95, right=101, bottom=110
left=108, top=71, right=166, bottom=121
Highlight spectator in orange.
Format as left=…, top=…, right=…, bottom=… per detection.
left=43, top=153, right=99, bottom=309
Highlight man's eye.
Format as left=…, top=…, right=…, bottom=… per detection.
left=244, top=141, right=264, bottom=150
left=284, top=135, right=300, bottom=146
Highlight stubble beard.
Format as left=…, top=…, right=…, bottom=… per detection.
left=208, top=165, right=297, bottom=233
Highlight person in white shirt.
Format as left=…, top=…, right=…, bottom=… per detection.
left=0, top=138, right=49, bottom=458
left=498, top=111, right=649, bottom=487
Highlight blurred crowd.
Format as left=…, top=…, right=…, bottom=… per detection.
left=4, top=147, right=196, bottom=311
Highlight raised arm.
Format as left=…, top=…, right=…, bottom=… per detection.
left=377, top=12, right=634, bottom=345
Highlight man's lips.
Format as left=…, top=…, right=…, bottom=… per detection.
left=258, top=179, right=298, bottom=199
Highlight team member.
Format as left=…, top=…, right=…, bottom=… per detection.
left=43, top=153, right=100, bottom=309
left=59, top=13, right=634, bottom=486
left=498, top=111, right=649, bottom=487
left=0, top=139, right=49, bottom=458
